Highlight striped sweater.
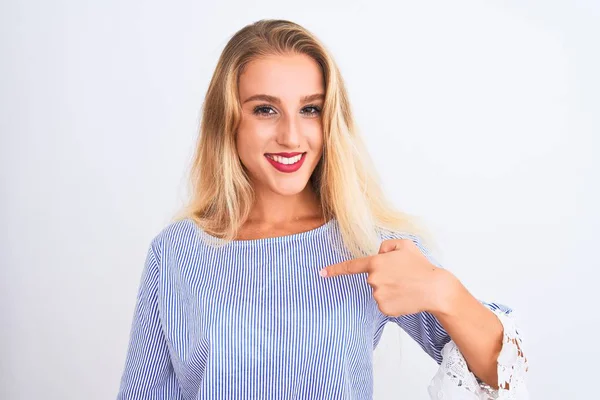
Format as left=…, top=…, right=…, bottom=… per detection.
left=117, top=218, right=512, bottom=399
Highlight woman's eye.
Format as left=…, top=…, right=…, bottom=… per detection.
left=253, top=105, right=276, bottom=116
left=301, top=106, right=322, bottom=116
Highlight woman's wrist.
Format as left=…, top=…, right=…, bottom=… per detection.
left=426, top=269, right=466, bottom=317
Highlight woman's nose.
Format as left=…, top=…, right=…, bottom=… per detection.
left=276, top=114, right=301, bottom=149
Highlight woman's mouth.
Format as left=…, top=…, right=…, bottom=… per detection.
left=264, top=152, right=307, bottom=173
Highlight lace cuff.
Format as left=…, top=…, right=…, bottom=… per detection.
left=427, top=308, right=529, bottom=399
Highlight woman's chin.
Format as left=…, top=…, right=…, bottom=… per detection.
left=266, top=178, right=311, bottom=197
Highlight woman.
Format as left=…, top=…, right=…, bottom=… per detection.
left=117, top=19, right=528, bottom=399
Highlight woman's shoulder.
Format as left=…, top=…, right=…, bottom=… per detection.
left=146, top=217, right=202, bottom=259
left=154, top=217, right=200, bottom=240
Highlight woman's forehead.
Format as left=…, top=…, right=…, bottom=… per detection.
left=239, top=54, right=324, bottom=102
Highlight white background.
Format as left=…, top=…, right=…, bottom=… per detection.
left=1, top=0, right=598, bottom=398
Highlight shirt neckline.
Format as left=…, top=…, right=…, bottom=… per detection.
left=189, top=217, right=336, bottom=247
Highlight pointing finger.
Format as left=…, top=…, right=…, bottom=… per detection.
left=319, top=256, right=372, bottom=278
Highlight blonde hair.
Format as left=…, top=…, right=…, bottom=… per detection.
left=174, top=19, right=427, bottom=257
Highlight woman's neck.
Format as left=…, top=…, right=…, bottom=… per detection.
left=247, top=184, right=323, bottom=226
left=234, top=184, right=326, bottom=240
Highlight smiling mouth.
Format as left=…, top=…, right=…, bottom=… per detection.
left=264, top=152, right=307, bottom=173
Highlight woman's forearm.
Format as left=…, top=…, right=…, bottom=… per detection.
left=429, top=271, right=504, bottom=389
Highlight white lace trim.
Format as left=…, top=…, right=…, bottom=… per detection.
left=427, top=309, right=529, bottom=399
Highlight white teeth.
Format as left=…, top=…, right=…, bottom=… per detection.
left=267, top=154, right=303, bottom=165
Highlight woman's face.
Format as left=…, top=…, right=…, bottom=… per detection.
left=236, top=53, right=324, bottom=197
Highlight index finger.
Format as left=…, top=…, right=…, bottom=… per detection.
left=319, top=256, right=372, bottom=278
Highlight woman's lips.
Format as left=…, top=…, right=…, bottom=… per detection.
left=264, top=152, right=307, bottom=173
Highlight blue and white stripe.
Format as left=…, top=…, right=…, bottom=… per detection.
left=117, top=218, right=512, bottom=399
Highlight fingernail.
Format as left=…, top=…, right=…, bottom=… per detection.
left=319, top=269, right=327, bottom=277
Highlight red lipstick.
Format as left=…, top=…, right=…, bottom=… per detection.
left=264, top=152, right=306, bottom=173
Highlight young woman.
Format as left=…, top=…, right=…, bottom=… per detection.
left=117, top=19, right=528, bottom=399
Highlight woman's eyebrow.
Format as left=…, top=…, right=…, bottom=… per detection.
left=242, top=93, right=325, bottom=104
left=243, top=94, right=279, bottom=104
left=300, top=93, right=325, bottom=102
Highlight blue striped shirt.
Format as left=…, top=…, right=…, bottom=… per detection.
left=117, top=218, right=511, bottom=399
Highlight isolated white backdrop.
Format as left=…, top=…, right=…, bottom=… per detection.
left=1, top=0, right=598, bottom=399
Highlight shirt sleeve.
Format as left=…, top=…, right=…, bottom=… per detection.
left=117, top=242, right=184, bottom=399
left=426, top=307, right=530, bottom=399
left=382, top=232, right=529, bottom=398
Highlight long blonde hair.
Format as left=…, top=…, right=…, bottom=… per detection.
left=175, top=19, right=425, bottom=257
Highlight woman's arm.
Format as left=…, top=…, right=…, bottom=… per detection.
left=117, top=242, right=184, bottom=399
left=390, top=299, right=517, bottom=388
left=321, top=232, right=529, bottom=397
left=386, top=237, right=529, bottom=397
left=429, top=271, right=504, bottom=388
